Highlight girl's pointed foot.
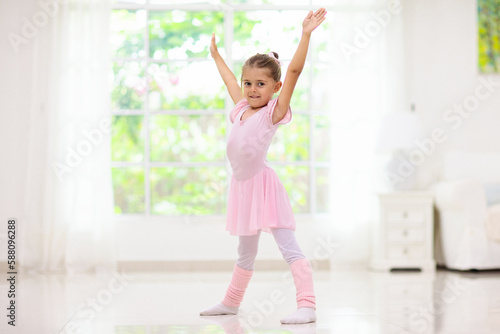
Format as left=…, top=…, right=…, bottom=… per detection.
left=280, top=307, right=316, bottom=324
left=200, top=302, right=239, bottom=316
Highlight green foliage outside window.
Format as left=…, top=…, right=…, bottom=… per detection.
left=151, top=167, right=227, bottom=215
left=150, top=114, right=226, bottom=162
left=112, top=167, right=145, bottom=214
left=112, top=115, right=145, bottom=162
left=149, top=11, right=224, bottom=59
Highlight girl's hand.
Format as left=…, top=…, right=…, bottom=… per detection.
left=210, top=33, right=219, bottom=58
left=302, top=8, right=327, bottom=35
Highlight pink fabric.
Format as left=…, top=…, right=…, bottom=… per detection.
left=222, top=265, right=254, bottom=308
left=290, top=259, right=316, bottom=309
left=227, top=168, right=295, bottom=236
left=226, top=98, right=295, bottom=236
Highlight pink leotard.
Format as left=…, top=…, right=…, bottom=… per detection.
left=225, top=98, right=295, bottom=236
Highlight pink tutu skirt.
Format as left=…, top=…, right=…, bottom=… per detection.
left=226, top=167, right=296, bottom=236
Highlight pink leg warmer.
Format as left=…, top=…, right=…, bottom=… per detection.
left=290, top=258, right=316, bottom=309
left=222, top=265, right=253, bottom=308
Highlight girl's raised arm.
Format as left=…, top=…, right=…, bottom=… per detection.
left=210, top=33, right=243, bottom=104
left=274, top=8, right=326, bottom=125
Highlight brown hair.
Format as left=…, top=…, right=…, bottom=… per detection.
left=241, top=52, right=281, bottom=82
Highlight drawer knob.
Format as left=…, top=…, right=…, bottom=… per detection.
left=403, top=211, right=408, bottom=218
left=403, top=248, right=408, bottom=254
left=403, top=230, right=408, bottom=237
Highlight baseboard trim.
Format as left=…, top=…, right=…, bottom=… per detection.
left=0, top=260, right=330, bottom=273
left=117, top=259, right=330, bottom=272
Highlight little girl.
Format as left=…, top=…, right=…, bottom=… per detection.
left=200, top=8, right=327, bottom=325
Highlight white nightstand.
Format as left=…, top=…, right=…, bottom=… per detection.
left=370, top=192, right=436, bottom=272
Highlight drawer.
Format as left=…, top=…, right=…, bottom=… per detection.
left=387, top=245, right=424, bottom=259
left=386, top=208, right=425, bottom=224
left=386, top=227, right=424, bottom=242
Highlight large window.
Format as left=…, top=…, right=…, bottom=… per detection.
left=110, top=1, right=331, bottom=216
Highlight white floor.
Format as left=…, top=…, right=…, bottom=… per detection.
left=2, top=267, right=500, bottom=334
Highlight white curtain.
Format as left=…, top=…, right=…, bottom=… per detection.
left=21, top=0, right=115, bottom=273
left=324, top=1, right=407, bottom=264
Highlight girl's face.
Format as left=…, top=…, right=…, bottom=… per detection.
left=242, top=67, right=282, bottom=109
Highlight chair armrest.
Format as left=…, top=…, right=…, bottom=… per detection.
left=433, top=178, right=488, bottom=229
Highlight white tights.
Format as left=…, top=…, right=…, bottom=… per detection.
left=236, top=229, right=305, bottom=271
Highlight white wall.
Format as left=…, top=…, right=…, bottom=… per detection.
left=403, top=0, right=500, bottom=189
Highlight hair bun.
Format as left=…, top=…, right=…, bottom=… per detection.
left=267, top=52, right=282, bottom=66
left=269, top=51, right=279, bottom=59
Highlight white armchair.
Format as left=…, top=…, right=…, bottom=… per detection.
left=433, top=151, right=500, bottom=270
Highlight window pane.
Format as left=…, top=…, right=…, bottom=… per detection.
left=233, top=61, right=244, bottom=87
left=268, top=114, right=309, bottom=162
left=311, top=63, right=330, bottom=112
left=149, top=11, right=224, bottom=60
left=151, top=167, right=227, bottom=215
left=233, top=11, right=304, bottom=61
left=284, top=61, right=309, bottom=110
left=274, top=165, right=309, bottom=213
left=233, top=11, right=262, bottom=57
left=311, top=20, right=330, bottom=63
left=112, top=116, right=144, bottom=162
left=313, top=115, right=330, bottom=161
left=150, top=114, right=226, bottom=162
left=148, top=62, right=225, bottom=110
left=110, top=10, right=146, bottom=59
left=112, top=167, right=145, bottom=214
left=111, top=61, right=146, bottom=110
left=316, top=167, right=330, bottom=213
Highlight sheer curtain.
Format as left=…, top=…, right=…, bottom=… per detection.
left=21, top=0, right=115, bottom=273
left=323, top=1, right=407, bottom=264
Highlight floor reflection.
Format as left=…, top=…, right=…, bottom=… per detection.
left=114, top=317, right=317, bottom=334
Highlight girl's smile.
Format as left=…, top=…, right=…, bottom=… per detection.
left=242, top=67, right=282, bottom=110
